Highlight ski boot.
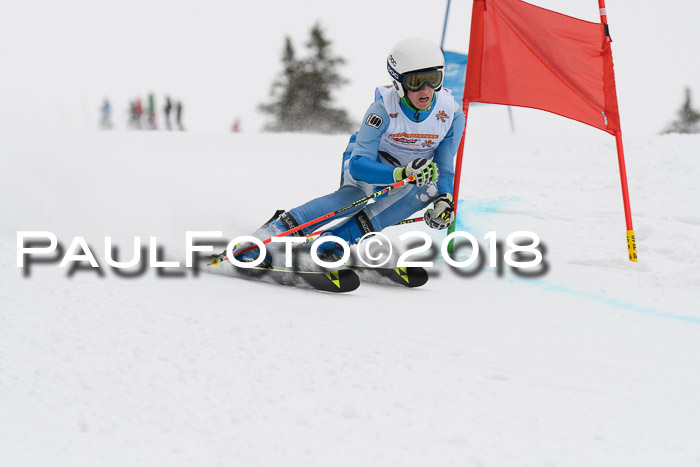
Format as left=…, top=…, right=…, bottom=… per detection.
left=314, top=239, right=346, bottom=263
left=212, top=210, right=305, bottom=268
left=230, top=242, right=273, bottom=268
left=207, top=241, right=272, bottom=269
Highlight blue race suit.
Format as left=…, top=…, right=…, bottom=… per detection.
left=252, top=87, right=465, bottom=246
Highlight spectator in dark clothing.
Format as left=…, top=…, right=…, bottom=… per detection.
left=175, top=101, right=184, bottom=131
left=163, top=96, right=173, bottom=130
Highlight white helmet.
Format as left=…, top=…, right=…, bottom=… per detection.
left=387, top=37, right=445, bottom=98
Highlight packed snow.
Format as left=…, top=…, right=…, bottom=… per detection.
left=2, top=110, right=700, bottom=466
left=2, top=0, right=700, bottom=465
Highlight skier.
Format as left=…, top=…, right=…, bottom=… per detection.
left=147, top=93, right=157, bottom=130
left=229, top=37, right=465, bottom=268
left=128, top=100, right=138, bottom=129
left=134, top=98, right=144, bottom=129
left=164, top=96, right=172, bottom=130
left=99, top=98, right=112, bottom=129
left=175, top=100, right=184, bottom=131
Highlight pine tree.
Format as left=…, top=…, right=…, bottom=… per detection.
left=260, top=23, right=354, bottom=133
left=663, top=87, right=700, bottom=134
left=259, top=38, right=301, bottom=132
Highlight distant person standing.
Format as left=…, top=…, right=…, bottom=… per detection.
left=129, top=98, right=144, bottom=129
left=147, top=93, right=157, bottom=130
left=175, top=100, right=184, bottom=131
left=129, top=100, right=136, bottom=128
left=231, top=118, right=241, bottom=133
left=100, top=98, right=112, bottom=129
left=163, top=96, right=173, bottom=130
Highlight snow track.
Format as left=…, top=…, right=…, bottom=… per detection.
left=2, top=130, right=699, bottom=466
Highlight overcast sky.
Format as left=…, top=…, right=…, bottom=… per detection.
left=1, top=0, right=698, bottom=138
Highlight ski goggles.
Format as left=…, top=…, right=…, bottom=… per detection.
left=401, top=69, right=443, bottom=92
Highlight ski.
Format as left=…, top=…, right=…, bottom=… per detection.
left=347, top=265, right=429, bottom=288
left=201, top=256, right=361, bottom=293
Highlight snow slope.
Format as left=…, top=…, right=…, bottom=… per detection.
left=1, top=119, right=700, bottom=466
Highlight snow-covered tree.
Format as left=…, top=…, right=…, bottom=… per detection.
left=663, top=87, right=700, bottom=134
left=260, top=23, right=353, bottom=133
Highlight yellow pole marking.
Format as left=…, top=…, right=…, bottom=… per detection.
left=627, top=230, right=637, bottom=262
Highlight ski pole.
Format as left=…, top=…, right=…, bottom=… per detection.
left=218, top=176, right=416, bottom=262
left=395, top=217, right=424, bottom=225
left=304, top=217, right=424, bottom=242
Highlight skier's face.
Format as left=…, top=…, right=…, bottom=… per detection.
left=406, top=85, right=435, bottom=110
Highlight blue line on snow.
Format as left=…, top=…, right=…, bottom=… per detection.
left=454, top=198, right=700, bottom=325
left=455, top=196, right=521, bottom=231
left=533, top=280, right=700, bottom=325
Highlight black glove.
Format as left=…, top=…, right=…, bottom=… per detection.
left=424, top=193, right=455, bottom=229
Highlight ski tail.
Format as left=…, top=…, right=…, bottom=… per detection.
left=204, top=255, right=360, bottom=293
left=348, top=265, right=429, bottom=288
